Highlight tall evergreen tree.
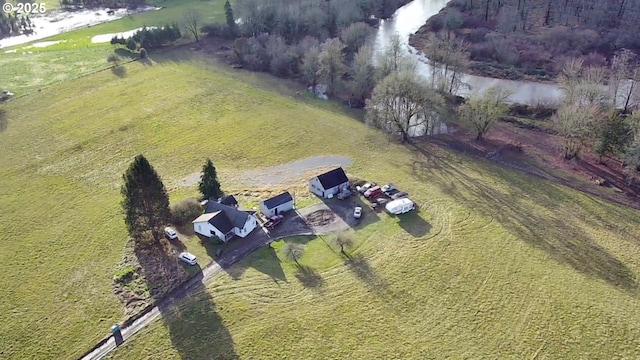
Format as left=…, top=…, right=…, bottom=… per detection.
left=224, top=0, right=238, bottom=36
left=121, top=155, right=171, bottom=239
left=199, top=158, right=223, bottom=200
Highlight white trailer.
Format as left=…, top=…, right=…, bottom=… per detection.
left=385, top=198, right=415, bottom=214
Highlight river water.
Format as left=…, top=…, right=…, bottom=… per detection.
left=373, top=0, right=565, bottom=105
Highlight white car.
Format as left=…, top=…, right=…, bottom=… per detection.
left=357, top=182, right=375, bottom=194
left=353, top=206, right=363, bottom=219
left=381, top=183, right=396, bottom=193
left=178, top=252, right=197, bottom=265
left=164, top=227, right=178, bottom=240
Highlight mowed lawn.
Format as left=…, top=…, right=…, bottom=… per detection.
left=2, top=53, right=640, bottom=359
left=0, top=51, right=387, bottom=360
left=0, top=0, right=230, bottom=95
left=106, top=144, right=640, bottom=359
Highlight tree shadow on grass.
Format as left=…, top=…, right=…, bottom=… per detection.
left=159, top=274, right=239, bottom=360
left=115, top=48, right=139, bottom=60
left=111, top=65, right=127, bottom=78
left=408, top=140, right=638, bottom=293
left=344, top=253, right=389, bottom=291
left=294, top=264, right=324, bottom=290
left=139, top=57, right=153, bottom=66
left=0, top=109, right=7, bottom=133
left=224, top=245, right=287, bottom=284
left=135, top=238, right=191, bottom=303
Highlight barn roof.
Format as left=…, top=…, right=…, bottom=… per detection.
left=315, top=167, right=349, bottom=189
left=262, top=191, right=293, bottom=209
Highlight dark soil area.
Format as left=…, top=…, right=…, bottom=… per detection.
left=305, top=210, right=338, bottom=226
left=416, top=119, right=640, bottom=210
left=410, top=0, right=640, bottom=82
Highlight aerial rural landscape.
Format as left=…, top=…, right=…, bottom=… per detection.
left=1, top=0, right=640, bottom=359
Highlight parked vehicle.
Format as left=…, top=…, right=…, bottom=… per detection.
left=363, top=186, right=382, bottom=197
left=391, top=191, right=409, bottom=199
left=384, top=188, right=399, bottom=196
left=357, top=182, right=376, bottom=194
left=353, top=206, right=362, bottom=219
left=381, top=183, right=396, bottom=193
left=164, top=227, right=178, bottom=240
left=178, top=252, right=197, bottom=265
left=364, top=186, right=382, bottom=198
left=264, top=215, right=284, bottom=230
left=376, top=198, right=389, bottom=205
left=385, top=198, right=415, bottom=214
left=337, top=189, right=352, bottom=200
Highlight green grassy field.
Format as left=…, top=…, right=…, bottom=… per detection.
left=0, top=0, right=229, bottom=95
left=2, top=45, right=640, bottom=359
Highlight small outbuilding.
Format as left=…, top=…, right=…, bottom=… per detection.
left=260, top=191, right=294, bottom=217
left=309, top=167, right=350, bottom=199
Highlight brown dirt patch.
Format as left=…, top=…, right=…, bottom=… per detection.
left=304, top=209, right=337, bottom=226
left=416, top=120, right=640, bottom=210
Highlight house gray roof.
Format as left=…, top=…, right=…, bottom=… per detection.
left=192, top=211, right=233, bottom=233
left=219, top=195, right=238, bottom=206
left=315, top=167, right=349, bottom=189
left=262, top=191, right=293, bottom=209
left=205, top=201, right=252, bottom=229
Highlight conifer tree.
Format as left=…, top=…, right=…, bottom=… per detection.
left=121, top=155, right=171, bottom=239
left=198, top=158, right=223, bottom=200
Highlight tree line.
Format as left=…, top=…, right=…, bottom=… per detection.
left=110, top=24, right=181, bottom=56
left=421, top=0, right=640, bottom=80
left=60, top=0, right=145, bottom=9
left=0, top=12, right=33, bottom=39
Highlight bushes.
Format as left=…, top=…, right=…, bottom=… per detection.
left=170, top=198, right=203, bottom=226
left=129, top=24, right=181, bottom=50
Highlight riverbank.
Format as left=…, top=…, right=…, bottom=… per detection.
left=408, top=1, right=633, bottom=83
left=0, top=6, right=161, bottom=49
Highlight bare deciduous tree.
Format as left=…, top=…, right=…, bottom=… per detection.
left=349, top=45, right=376, bottom=107
left=318, top=38, right=347, bottom=96
left=183, top=9, right=202, bottom=42
left=559, top=58, right=609, bottom=108
left=459, top=86, right=511, bottom=141
left=422, top=31, right=470, bottom=94
left=282, top=242, right=305, bottom=267
left=302, top=46, right=321, bottom=94
left=553, top=101, right=601, bottom=159
left=376, top=34, right=411, bottom=80
left=332, top=233, right=354, bottom=255
left=366, top=70, right=445, bottom=141
left=340, top=22, right=374, bottom=55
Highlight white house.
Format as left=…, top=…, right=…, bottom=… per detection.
left=192, top=201, right=258, bottom=242
left=260, top=191, right=294, bottom=217
left=309, top=167, right=350, bottom=199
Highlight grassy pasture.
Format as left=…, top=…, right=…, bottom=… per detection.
left=1, top=39, right=640, bottom=360
left=0, top=0, right=229, bottom=95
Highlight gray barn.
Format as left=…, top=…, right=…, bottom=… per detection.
left=260, top=191, right=294, bottom=217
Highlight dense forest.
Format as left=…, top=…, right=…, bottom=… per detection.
left=0, top=12, right=33, bottom=39
left=59, top=0, right=145, bottom=10
left=412, top=0, right=640, bottom=81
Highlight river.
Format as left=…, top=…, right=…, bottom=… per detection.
left=373, top=0, right=565, bottom=105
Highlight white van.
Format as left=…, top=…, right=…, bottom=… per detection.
left=385, top=198, right=415, bottom=215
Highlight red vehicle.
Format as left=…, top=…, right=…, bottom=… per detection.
left=365, top=187, right=383, bottom=199
left=264, top=215, right=284, bottom=230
